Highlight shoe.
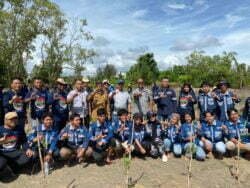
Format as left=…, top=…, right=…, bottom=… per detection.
left=162, top=154, right=168, bottom=162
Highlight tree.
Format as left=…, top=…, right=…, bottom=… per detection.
left=63, top=19, right=96, bottom=78
left=126, top=53, right=159, bottom=85
left=0, top=0, right=65, bottom=86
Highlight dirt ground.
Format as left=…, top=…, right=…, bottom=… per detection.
left=1, top=156, right=250, bottom=188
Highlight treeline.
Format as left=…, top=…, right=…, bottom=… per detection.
left=125, top=51, right=250, bottom=88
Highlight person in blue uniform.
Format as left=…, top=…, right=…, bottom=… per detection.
left=153, top=78, right=177, bottom=121
left=225, top=109, right=250, bottom=157
left=162, top=113, right=181, bottom=162
left=216, top=81, right=240, bottom=122
left=243, top=97, right=250, bottom=132
left=199, top=111, right=227, bottom=159
left=3, top=78, right=27, bottom=138
left=180, top=113, right=206, bottom=160
left=0, top=112, right=34, bottom=173
left=197, top=81, right=218, bottom=122
left=25, top=78, right=52, bottom=129
left=89, top=108, right=113, bottom=164
left=59, top=113, right=91, bottom=164
left=51, top=78, right=69, bottom=131
left=27, top=113, right=59, bottom=165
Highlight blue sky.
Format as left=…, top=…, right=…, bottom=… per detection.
left=49, top=0, right=250, bottom=75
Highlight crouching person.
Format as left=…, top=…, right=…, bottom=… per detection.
left=89, top=108, right=113, bottom=164
left=145, top=111, right=164, bottom=158
left=27, top=113, right=59, bottom=171
left=225, top=109, right=250, bottom=157
left=112, top=109, right=133, bottom=157
left=0, top=112, right=34, bottom=174
left=162, top=113, right=182, bottom=162
left=130, top=113, right=151, bottom=157
left=180, top=113, right=205, bottom=161
left=199, top=111, right=227, bottom=159
left=59, top=113, right=91, bottom=164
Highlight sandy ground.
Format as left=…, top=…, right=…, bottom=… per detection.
left=1, top=156, right=250, bottom=188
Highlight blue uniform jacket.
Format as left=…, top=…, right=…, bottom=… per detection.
left=59, top=124, right=89, bottom=149
left=27, top=124, right=58, bottom=153
left=200, top=120, right=225, bottom=143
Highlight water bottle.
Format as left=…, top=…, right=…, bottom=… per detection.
left=44, top=161, right=49, bottom=176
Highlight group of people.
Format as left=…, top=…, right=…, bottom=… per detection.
left=0, top=76, right=250, bottom=179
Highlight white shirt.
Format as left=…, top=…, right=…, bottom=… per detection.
left=111, top=90, right=131, bottom=111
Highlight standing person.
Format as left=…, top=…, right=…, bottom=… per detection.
left=82, top=78, right=93, bottom=127
left=103, top=79, right=115, bottom=117
left=25, top=78, right=52, bottom=129
left=3, top=78, right=27, bottom=138
left=51, top=78, right=69, bottom=131
left=198, top=82, right=218, bottom=122
left=67, top=79, right=88, bottom=124
left=177, top=83, right=197, bottom=123
left=133, top=78, right=153, bottom=118
left=243, top=97, right=250, bottom=132
left=216, top=81, right=240, bottom=122
left=153, top=78, right=177, bottom=121
left=88, top=82, right=110, bottom=122
left=109, top=80, right=132, bottom=121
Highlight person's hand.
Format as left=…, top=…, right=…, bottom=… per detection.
left=38, top=134, right=44, bottom=141
left=31, top=93, right=37, bottom=100
left=222, top=125, right=227, bottom=131
left=211, top=92, right=218, bottom=99
left=97, top=141, right=104, bottom=147
left=61, top=133, right=68, bottom=140
left=73, top=92, right=79, bottom=98
left=160, top=92, right=165, bottom=98
left=26, top=149, right=34, bottom=158
left=0, top=135, right=7, bottom=143
left=54, top=93, right=60, bottom=100
left=44, top=153, right=52, bottom=162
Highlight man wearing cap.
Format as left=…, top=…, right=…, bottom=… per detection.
left=25, top=77, right=52, bottom=128
left=133, top=78, right=153, bottom=118
left=67, top=79, right=88, bottom=124
left=0, top=112, right=34, bottom=173
left=51, top=78, right=69, bottom=131
left=88, top=82, right=110, bottom=122
left=3, top=78, right=27, bottom=137
left=153, top=78, right=177, bottom=121
left=216, top=81, right=240, bottom=122
left=197, top=81, right=218, bottom=122
left=109, top=80, right=132, bottom=121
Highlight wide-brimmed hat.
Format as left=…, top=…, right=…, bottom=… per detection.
left=56, top=78, right=67, bottom=85
left=82, top=78, right=90, bottom=83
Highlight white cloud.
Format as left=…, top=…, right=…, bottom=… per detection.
left=131, top=9, right=148, bottom=19
left=167, top=3, right=187, bottom=10
left=225, top=14, right=245, bottom=28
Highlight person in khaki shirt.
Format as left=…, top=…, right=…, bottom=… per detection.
left=88, top=82, right=110, bottom=122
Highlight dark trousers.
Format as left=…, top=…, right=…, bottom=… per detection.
left=0, top=155, right=7, bottom=171
left=0, top=150, right=31, bottom=170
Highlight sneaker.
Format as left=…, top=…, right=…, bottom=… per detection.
left=162, top=154, right=168, bottom=162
